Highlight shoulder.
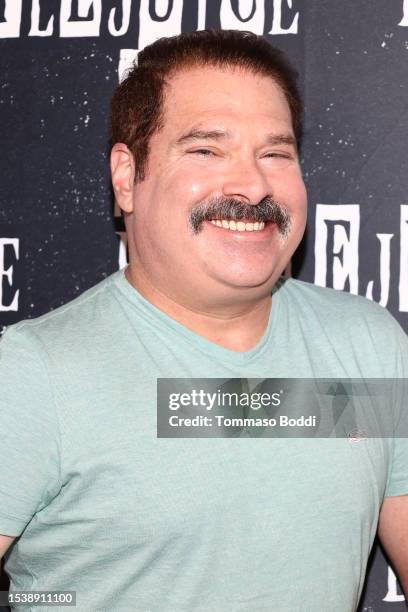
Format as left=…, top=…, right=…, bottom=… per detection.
left=281, top=277, right=387, bottom=314
left=1, top=269, right=123, bottom=362
left=281, top=277, right=403, bottom=329
left=278, top=278, right=407, bottom=375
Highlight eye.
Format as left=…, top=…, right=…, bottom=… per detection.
left=263, top=152, right=291, bottom=159
left=189, top=148, right=216, bottom=157
left=261, top=151, right=295, bottom=169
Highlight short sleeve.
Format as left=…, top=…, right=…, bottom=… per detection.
left=383, top=313, right=408, bottom=498
left=0, top=324, right=62, bottom=536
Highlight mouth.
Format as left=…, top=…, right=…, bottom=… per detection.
left=206, top=218, right=274, bottom=233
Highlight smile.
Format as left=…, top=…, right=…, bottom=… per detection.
left=209, top=219, right=266, bottom=232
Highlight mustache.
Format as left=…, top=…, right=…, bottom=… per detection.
left=188, top=196, right=292, bottom=236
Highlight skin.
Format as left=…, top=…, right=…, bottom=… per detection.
left=378, top=496, right=408, bottom=597
left=111, top=65, right=307, bottom=352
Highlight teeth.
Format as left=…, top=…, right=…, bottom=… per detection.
left=210, top=220, right=265, bottom=232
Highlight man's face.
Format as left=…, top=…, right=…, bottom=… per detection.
left=127, top=65, right=307, bottom=305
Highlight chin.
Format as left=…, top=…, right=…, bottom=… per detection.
left=217, top=269, right=281, bottom=291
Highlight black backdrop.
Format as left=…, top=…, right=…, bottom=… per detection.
left=1, top=1, right=407, bottom=610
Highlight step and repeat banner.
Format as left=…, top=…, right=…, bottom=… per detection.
left=1, top=1, right=407, bottom=610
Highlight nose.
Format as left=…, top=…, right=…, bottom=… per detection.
left=221, top=156, right=271, bottom=204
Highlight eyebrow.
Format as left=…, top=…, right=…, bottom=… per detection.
left=175, top=129, right=230, bottom=145
left=174, top=128, right=297, bottom=148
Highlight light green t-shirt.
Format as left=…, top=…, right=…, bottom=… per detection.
left=0, top=267, right=407, bottom=612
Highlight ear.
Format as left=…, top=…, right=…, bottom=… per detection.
left=110, top=143, right=135, bottom=213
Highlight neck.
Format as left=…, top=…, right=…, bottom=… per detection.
left=123, top=264, right=273, bottom=353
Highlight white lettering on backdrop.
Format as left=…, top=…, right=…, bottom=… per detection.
left=314, top=204, right=360, bottom=295
left=60, top=0, right=102, bottom=38
left=0, top=238, right=19, bottom=312
left=0, top=0, right=22, bottom=38
left=365, top=233, right=393, bottom=308
left=314, top=204, right=408, bottom=311
left=28, top=0, right=54, bottom=37
left=399, top=205, right=408, bottom=311
left=399, top=0, right=408, bottom=25
left=0, top=0, right=301, bottom=38
left=269, top=0, right=299, bottom=35
left=138, top=0, right=183, bottom=49
left=108, top=0, right=132, bottom=37
left=383, top=566, right=405, bottom=602
left=220, top=0, right=265, bottom=34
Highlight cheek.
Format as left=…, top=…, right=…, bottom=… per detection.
left=164, top=165, right=217, bottom=204
left=274, top=171, right=307, bottom=210
left=137, top=167, right=216, bottom=240
left=167, top=181, right=209, bottom=210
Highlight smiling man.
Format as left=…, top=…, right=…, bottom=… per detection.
left=0, top=30, right=407, bottom=612
left=110, top=36, right=307, bottom=352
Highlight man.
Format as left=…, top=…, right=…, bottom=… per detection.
left=0, top=29, right=407, bottom=611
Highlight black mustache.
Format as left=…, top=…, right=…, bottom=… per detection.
left=188, top=197, right=291, bottom=236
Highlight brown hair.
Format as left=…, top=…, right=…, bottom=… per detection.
left=110, top=29, right=303, bottom=183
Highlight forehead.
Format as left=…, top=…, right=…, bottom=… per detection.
left=160, top=65, right=293, bottom=136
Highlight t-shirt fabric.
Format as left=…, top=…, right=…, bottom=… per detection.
left=0, top=268, right=407, bottom=612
